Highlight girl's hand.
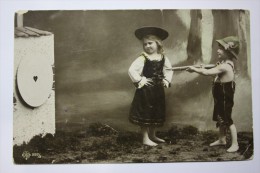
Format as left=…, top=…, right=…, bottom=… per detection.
left=186, top=66, right=196, bottom=73
left=138, top=77, right=153, bottom=88
left=163, top=79, right=170, bottom=88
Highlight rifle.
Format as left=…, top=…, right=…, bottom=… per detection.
left=166, top=64, right=216, bottom=71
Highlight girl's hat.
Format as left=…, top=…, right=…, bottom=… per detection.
left=135, top=26, right=169, bottom=40
left=216, top=36, right=240, bottom=59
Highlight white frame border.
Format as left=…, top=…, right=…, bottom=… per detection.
left=1, top=0, right=259, bottom=173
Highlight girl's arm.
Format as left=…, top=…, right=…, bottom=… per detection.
left=163, top=56, right=173, bottom=84
left=128, top=56, right=145, bottom=83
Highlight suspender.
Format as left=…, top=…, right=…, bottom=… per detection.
left=226, top=62, right=234, bottom=72
left=215, top=61, right=235, bottom=84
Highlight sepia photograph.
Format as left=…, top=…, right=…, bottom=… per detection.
left=13, top=9, right=253, bottom=163
left=1, top=0, right=260, bottom=173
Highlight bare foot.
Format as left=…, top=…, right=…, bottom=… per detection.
left=150, top=136, right=165, bottom=143
left=227, top=144, right=239, bottom=152
left=209, top=140, right=226, bottom=147
left=143, top=138, right=158, bottom=146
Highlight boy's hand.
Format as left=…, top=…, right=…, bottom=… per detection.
left=186, top=66, right=196, bottom=73
left=200, top=64, right=206, bottom=68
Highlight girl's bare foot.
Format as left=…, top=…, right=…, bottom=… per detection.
left=150, top=136, right=165, bottom=143
left=143, top=138, right=158, bottom=146
left=149, top=127, right=165, bottom=143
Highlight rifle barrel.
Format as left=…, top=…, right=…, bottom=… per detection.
left=166, top=64, right=216, bottom=71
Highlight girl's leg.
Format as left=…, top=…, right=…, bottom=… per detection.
left=141, top=127, right=158, bottom=146
left=210, top=126, right=227, bottom=146
left=149, top=127, right=165, bottom=143
left=227, top=124, right=239, bottom=152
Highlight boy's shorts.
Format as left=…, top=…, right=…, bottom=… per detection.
left=212, top=81, right=235, bottom=127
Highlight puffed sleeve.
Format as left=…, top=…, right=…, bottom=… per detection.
left=128, top=56, right=145, bottom=83
left=163, top=56, right=173, bottom=84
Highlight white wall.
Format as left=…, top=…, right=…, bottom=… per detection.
left=13, top=35, right=55, bottom=145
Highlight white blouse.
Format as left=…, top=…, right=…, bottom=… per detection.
left=128, top=53, right=173, bottom=84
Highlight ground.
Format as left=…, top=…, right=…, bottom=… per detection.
left=13, top=123, right=253, bottom=164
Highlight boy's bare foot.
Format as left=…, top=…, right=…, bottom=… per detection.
left=227, top=144, right=239, bottom=152
left=209, top=140, right=226, bottom=147
left=150, top=136, right=165, bottom=143
left=143, top=138, right=158, bottom=146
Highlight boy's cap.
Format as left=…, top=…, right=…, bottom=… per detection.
left=216, top=36, right=240, bottom=59
left=135, top=26, right=169, bottom=40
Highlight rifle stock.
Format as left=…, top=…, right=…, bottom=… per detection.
left=167, top=64, right=216, bottom=71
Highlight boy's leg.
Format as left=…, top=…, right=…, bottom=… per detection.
left=227, top=124, right=239, bottom=152
left=141, top=127, right=158, bottom=146
left=210, top=126, right=227, bottom=146
left=149, top=127, right=165, bottom=143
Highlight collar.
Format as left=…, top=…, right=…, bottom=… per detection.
left=141, top=52, right=164, bottom=61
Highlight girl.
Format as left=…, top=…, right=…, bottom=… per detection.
left=128, top=27, right=173, bottom=146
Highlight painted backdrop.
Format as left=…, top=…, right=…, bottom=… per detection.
left=23, top=10, right=252, bottom=132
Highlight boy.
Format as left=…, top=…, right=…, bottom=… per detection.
left=186, top=36, right=240, bottom=152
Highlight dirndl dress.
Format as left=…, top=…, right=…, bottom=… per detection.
left=129, top=55, right=166, bottom=127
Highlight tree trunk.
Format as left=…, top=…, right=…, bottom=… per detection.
left=187, top=10, right=202, bottom=63
left=212, top=10, right=249, bottom=77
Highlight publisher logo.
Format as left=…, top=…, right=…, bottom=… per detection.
left=22, top=151, right=31, bottom=160
left=22, top=151, right=41, bottom=160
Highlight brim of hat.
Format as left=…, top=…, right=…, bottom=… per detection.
left=135, top=27, right=169, bottom=40
left=216, top=39, right=226, bottom=48
left=216, top=39, right=238, bottom=59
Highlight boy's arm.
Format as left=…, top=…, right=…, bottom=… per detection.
left=187, top=64, right=227, bottom=76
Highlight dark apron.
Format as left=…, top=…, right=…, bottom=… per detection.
left=129, top=55, right=166, bottom=127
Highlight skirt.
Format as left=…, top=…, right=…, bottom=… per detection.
left=129, top=83, right=165, bottom=127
